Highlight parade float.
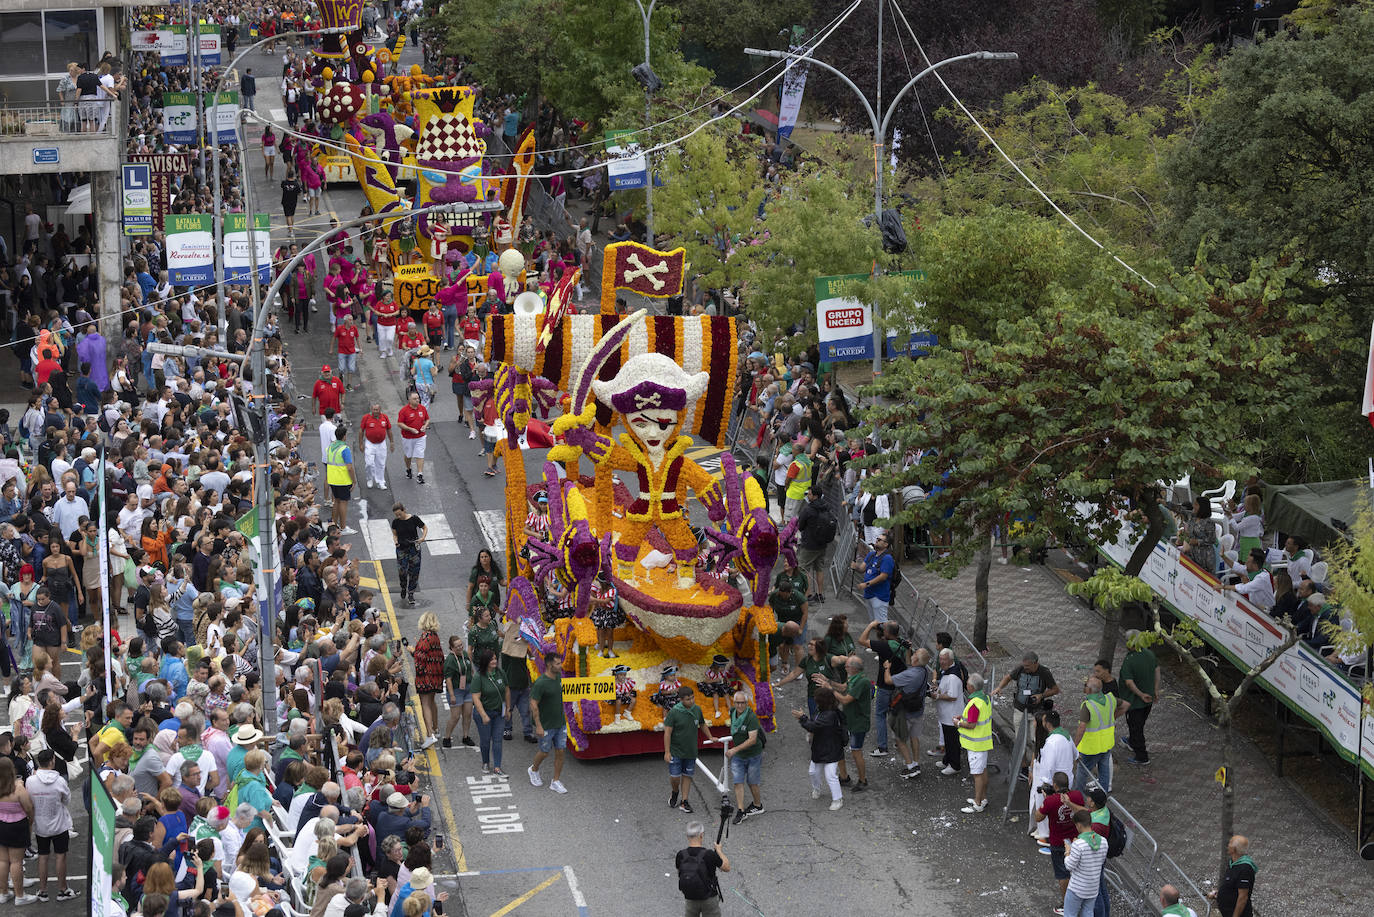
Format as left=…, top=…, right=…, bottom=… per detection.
left=479, top=242, right=797, bottom=758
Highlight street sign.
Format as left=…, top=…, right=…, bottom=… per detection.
left=121, top=164, right=153, bottom=236
left=32, top=148, right=59, bottom=165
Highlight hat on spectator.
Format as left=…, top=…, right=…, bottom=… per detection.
left=138, top=565, right=157, bottom=579
left=386, top=792, right=408, bottom=809
left=233, top=725, right=264, bottom=746
left=408, top=868, right=434, bottom=890
left=322, top=364, right=332, bottom=373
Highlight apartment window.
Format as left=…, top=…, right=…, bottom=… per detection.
left=0, top=9, right=104, bottom=102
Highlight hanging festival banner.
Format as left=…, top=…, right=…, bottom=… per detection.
left=605, top=130, right=648, bottom=191
left=777, top=26, right=810, bottom=141
left=162, top=92, right=197, bottom=144
left=167, top=213, right=216, bottom=285
left=129, top=152, right=191, bottom=230
left=222, top=213, right=272, bottom=284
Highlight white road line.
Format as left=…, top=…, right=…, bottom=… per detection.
left=427, top=540, right=462, bottom=556
left=474, top=509, right=506, bottom=556
left=564, top=865, right=588, bottom=915
left=367, top=518, right=396, bottom=559
left=269, top=107, right=287, bottom=122
left=422, top=514, right=455, bottom=540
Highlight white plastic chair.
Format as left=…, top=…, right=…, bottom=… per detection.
left=1167, top=473, right=1192, bottom=506
left=1309, top=561, right=1328, bottom=586
left=1201, top=479, right=1236, bottom=518
left=1219, top=533, right=1235, bottom=557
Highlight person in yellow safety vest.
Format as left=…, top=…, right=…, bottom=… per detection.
left=955, top=671, right=992, bottom=813
left=325, top=424, right=359, bottom=536
left=1073, top=676, right=1128, bottom=794
left=782, top=433, right=812, bottom=523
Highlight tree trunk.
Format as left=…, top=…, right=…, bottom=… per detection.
left=1218, top=709, right=1235, bottom=881
left=1099, top=491, right=1166, bottom=661
left=973, top=526, right=992, bottom=651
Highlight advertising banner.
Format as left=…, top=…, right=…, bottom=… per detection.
left=394, top=263, right=440, bottom=313
left=606, top=130, right=648, bottom=191
left=167, top=213, right=216, bottom=285
left=777, top=28, right=810, bottom=141
left=90, top=774, right=117, bottom=917
left=161, top=25, right=188, bottom=66
left=222, top=213, right=272, bottom=284
left=1095, top=518, right=1374, bottom=776
left=130, top=30, right=164, bottom=54
left=121, top=164, right=153, bottom=236
left=814, top=273, right=873, bottom=363
left=206, top=91, right=240, bottom=144
left=198, top=26, right=222, bottom=65
left=129, top=152, right=191, bottom=230
left=162, top=92, right=197, bottom=145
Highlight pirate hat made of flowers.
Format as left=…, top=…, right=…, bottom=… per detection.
left=592, top=352, right=709, bottom=415
left=711, top=654, right=729, bottom=667
left=660, top=663, right=679, bottom=678
left=612, top=664, right=631, bottom=675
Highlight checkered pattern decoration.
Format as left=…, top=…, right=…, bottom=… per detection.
left=414, top=114, right=486, bottom=164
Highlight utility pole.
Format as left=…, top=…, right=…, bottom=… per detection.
left=632, top=0, right=657, bottom=246
left=745, top=41, right=1017, bottom=379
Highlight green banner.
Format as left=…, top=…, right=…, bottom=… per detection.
left=91, top=773, right=117, bottom=917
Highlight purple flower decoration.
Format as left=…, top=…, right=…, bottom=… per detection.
left=580, top=698, right=602, bottom=733
left=754, top=679, right=774, bottom=721
left=565, top=702, right=589, bottom=748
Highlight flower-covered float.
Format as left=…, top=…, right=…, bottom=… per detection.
left=481, top=241, right=797, bottom=757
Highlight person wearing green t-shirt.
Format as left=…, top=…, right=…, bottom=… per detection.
left=814, top=655, right=872, bottom=790
left=441, top=635, right=475, bottom=749
left=467, top=605, right=501, bottom=659
left=472, top=649, right=510, bottom=776
left=527, top=652, right=569, bottom=794
left=726, top=691, right=765, bottom=824
left=663, top=686, right=713, bottom=814
left=767, top=574, right=809, bottom=674
left=779, top=637, right=829, bottom=718
left=1119, top=629, right=1161, bottom=765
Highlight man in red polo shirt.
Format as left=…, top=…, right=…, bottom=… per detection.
left=358, top=401, right=394, bottom=490
left=335, top=314, right=361, bottom=391
left=312, top=364, right=345, bottom=419
left=397, top=390, right=430, bottom=485
left=371, top=292, right=400, bottom=358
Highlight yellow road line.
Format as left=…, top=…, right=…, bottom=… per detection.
left=486, top=873, right=563, bottom=917
left=359, top=576, right=379, bottom=588
left=374, top=558, right=468, bottom=871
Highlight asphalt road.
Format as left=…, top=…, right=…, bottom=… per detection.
left=236, top=41, right=1090, bottom=917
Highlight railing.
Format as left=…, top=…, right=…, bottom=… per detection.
left=0, top=101, right=118, bottom=138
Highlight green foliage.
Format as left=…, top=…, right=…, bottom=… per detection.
left=1067, top=569, right=1155, bottom=610
left=667, top=0, right=811, bottom=85
left=1095, top=0, right=1169, bottom=46
left=856, top=213, right=1322, bottom=569
left=737, top=138, right=887, bottom=346
left=433, top=0, right=708, bottom=129
left=1163, top=9, right=1374, bottom=479
left=651, top=128, right=768, bottom=293
left=1324, top=508, right=1374, bottom=697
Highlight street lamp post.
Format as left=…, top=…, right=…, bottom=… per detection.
left=210, top=26, right=351, bottom=339
left=744, top=46, right=1017, bottom=377
left=238, top=195, right=502, bottom=727
left=632, top=0, right=657, bottom=246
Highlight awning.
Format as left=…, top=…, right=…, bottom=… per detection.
left=751, top=108, right=779, bottom=127
left=1262, top=479, right=1372, bottom=549
left=65, top=183, right=92, bottom=216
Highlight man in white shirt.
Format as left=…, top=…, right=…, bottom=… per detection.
left=1031, top=708, right=1077, bottom=848
left=1223, top=549, right=1275, bottom=612
left=51, top=480, right=89, bottom=540
left=934, top=649, right=966, bottom=776
left=199, top=457, right=232, bottom=501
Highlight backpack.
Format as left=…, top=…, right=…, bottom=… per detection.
left=677, top=847, right=718, bottom=900
left=811, top=504, right=838, bottom=545
left=891, top=671, right=928, bottom=713
left=887, top=559, right=902, bottom=594
left=1105, top=813, right=1127, bottom=858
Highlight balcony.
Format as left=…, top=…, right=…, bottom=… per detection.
left=0, top=101, right=121, bottom=176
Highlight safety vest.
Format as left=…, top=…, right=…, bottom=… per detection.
left=1077, top=693, right=1115, bottom=755
left=785, top=453, right=812, bottom=501
left=959, top=693, right=992, bottom=752
left=325, top=439, right=352, bottom=486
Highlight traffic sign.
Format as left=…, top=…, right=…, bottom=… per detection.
left=32, top=148, right=59, bottom=165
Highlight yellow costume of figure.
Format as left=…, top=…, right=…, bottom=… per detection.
left=570, top=353, right=721, bottom=588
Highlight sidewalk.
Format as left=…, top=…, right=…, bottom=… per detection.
left=888, top=556, right=1374, bottom=915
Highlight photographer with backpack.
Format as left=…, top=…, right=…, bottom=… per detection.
left=675, top=820, right=730, bottom=916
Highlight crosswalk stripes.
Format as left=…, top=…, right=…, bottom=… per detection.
left=364, top=513, right=462, bottom=560
left=687, top=444, right=723, bottom=475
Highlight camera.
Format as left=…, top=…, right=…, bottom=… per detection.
left=1039, top=784, right=1055, bottom=796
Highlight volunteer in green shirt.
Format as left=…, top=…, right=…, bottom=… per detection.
left=814, top=655, right=872, bottom=791
left=780, top=637, right=829, bottom=719
left=725, top=690, right=765, bottom=824
left=472, top=649, right=510, bottom=776
left=767, top=573, right=809, bottom=675
left=468, top=605, right=501, bottom=659
left=441, top=635, right=475, bottom=749
left=822, top=616, right=855, bottom=683
left=1119, top=628, right=1161, bottom=765
left=663, top=685, right=714, bottom=814
left=527, top=652, right=569, bottom=794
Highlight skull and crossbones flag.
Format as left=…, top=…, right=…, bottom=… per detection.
left=607, top=242, right=686, bottom=299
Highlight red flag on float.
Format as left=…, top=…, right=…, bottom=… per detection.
left=609, top=242, right=686, bottom=299
left=1363, top=318, right=1374, bottom=427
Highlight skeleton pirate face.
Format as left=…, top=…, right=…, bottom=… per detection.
left=592, top=353, right=709, bottom=463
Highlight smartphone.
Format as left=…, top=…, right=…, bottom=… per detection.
left=180, top=838, right=190, bottom=854
left=434, top=833, right=444, bottom=851
left=392, top=638, right=401, bottom=654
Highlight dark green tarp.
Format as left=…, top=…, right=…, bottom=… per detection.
left=1262, top=479, right=1373, bottom=549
